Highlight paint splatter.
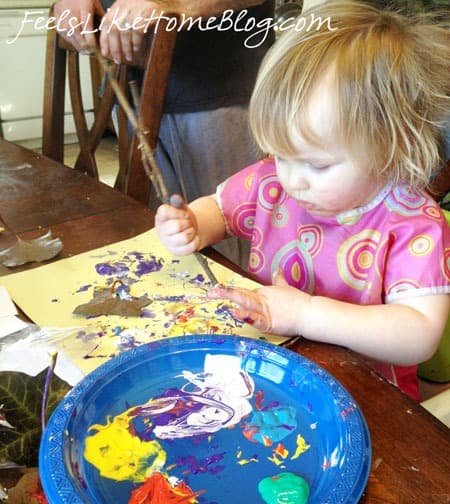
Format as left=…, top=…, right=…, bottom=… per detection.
left=258, top=472, right=310, bottom=504
left=291, top=434, right=311, bottom=460
left=84, top=413, right=166, bottom=482
left=169, top=452, right=226, bottom=476
left=128, top=472, right=203, bottom=503
left=132, top=354, right=255, bottom=440
left=84, top=355, right=254, bottom=481
left=242, top=405, right=297, bottom=446
left=70, top=250, right=257, bottom=366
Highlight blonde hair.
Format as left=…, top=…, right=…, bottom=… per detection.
left=249, top=0, right=450, bottom=189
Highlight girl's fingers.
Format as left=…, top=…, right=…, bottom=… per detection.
left=233, top=307, right=272, bottom=333
left=208, top=285, right=273, bottom=331
left=208, top=285, right=262, bottom=311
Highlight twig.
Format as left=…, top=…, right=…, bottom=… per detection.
left=89, top=45, right=219, bottom=284
left=91, top=45, right=169, bottom=202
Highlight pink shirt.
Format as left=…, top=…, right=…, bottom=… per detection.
left=217, top=158, right=450, bottom=400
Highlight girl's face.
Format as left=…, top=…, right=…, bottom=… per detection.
left=275, top=75, right=383, bottom=218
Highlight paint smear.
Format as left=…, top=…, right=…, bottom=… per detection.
left=128, top=472, right=202, bottom=504
left=242, top=405, right=297, bottom=446
left=133, top=354, right=255, bottom=440
left=258, top=472, right=310, bottom=504
left=84, top=412, right=166, bottom=482
left=84, top=355, right=254, bottom=481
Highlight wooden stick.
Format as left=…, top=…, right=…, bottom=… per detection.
left=91, top=45, right=169, bottom=202
left=89, top=45, right=219, bottom=284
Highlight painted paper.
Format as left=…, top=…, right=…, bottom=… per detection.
left=1, top=230, right=287, bottom=376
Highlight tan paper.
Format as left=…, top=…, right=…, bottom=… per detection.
left=1, top=230, right=286, bottom=375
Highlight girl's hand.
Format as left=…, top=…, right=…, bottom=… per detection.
left=155, top=199, right=201, bottom=256
left=208, top=269, right=311, bottom=336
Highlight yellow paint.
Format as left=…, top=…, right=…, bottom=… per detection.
left=84, top=411, right=167, bottom=482
left=290, top=434, right=311, bottom=460
left=267, top=453, right=286, bottom=467
left=237, top=457, right=259, bottom=466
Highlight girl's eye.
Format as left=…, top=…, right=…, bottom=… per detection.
left=311, top=163, right=330, bottom=170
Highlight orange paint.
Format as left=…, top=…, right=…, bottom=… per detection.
left=128, top=472, right=203, bottom=504
left=242, top=427, right=259, bottom=442
left=273, top=443, right=289, bottom=459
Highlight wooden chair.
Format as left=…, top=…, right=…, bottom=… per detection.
left=42, top=5, right=177, bottom=204
left=429, top=158, right=450, bottom=205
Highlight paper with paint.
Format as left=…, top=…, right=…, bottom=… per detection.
left=0, top=229, right=287, bottom=377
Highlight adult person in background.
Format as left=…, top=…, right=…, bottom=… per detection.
left=53, top=0, right=276, bottom=267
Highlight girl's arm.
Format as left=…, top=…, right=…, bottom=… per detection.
left=155, top=195, right=226, bottom=255
left=209, top=274, right=449, bottom=366
left=302, top=292, right=449, bottom=366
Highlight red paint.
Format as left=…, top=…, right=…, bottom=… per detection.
left=255, top=390, right=265, bottom=411
left=128, top=472, right=203, bottom=504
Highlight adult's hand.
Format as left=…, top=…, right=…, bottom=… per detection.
left=99, top=0, right=267, bottom=63
left=53, top=0, right=105, bottom=53
left=99, top=0, right=164, bottom=63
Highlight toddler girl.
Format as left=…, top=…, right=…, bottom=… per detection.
left=155, top=0, right=450, bottom=400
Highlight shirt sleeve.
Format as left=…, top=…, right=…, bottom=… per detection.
left=384, top=207, right=450, bottom=303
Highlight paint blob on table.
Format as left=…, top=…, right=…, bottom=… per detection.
left=258, top=472, right=310, bottom=504
left=83, top=354, right=311, bottom=503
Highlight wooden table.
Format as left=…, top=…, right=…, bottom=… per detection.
left=0, top=139, right=449, bottom=503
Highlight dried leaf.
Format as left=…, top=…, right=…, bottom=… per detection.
left=0, top=371, right=70, bottom=466
left=0, top=231, right=63, bottom=267
left=73, top=287, right=152, bottom=316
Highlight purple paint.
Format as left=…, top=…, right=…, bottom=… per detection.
left=76, top=284, right=91, bottom=293
left=140, top=309, right=157, bottom=318
left=95, top=262, right=129, bottom=276
left=135, top=256, right=164, bottom=276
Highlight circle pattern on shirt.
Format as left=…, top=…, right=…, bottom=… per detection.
left=386, top=278, right=421, bottom=297
left=384, top=186, right=427, bottom=216
left=408, top=234, right=434, bottom=257
left=423, top=205, right=443, bottom=220
left=231, top=202, right=256, bottom=240
left=375, top=237, right=389, bottom=280
left=442, top=248, right=450, bottom=281
left=251, top=225, right=264, bottom=248
left=271, top=241, right=314, bottom=292
left=337, top=229, right=381, bottom=291
left=271, top=205, right=289, bottom=228
left=257, top=174, right=287, bottom=211
left=298, top=224, right=323, bottom=257
left=249, top=248, right=265, bottom=273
